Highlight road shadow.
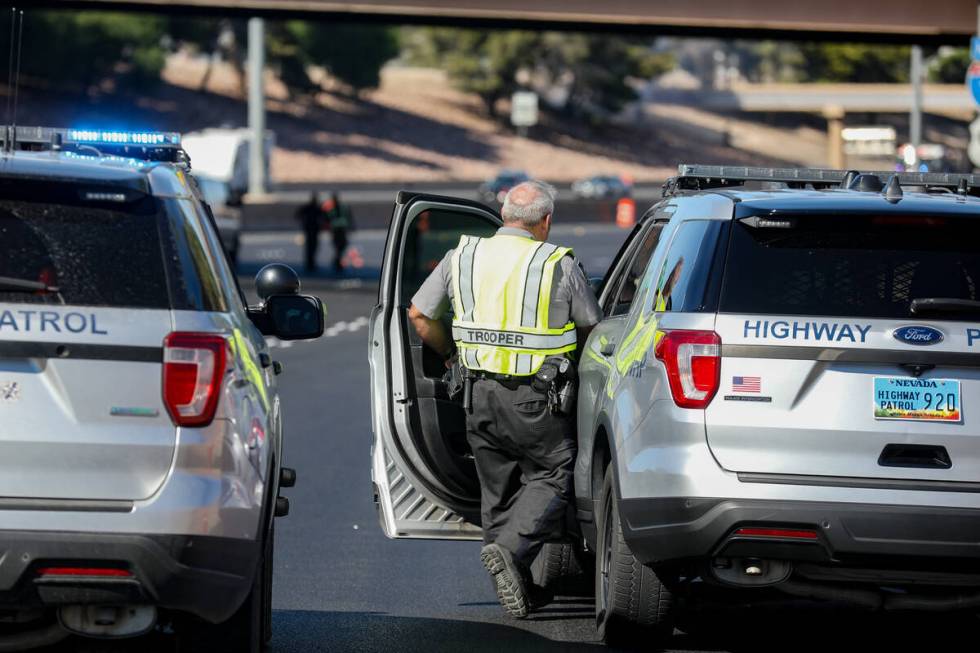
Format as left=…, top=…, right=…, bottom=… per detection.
left=269, top=609, right=604, bottom=652
left=673, top=601, right=980, bottom=652
left=14, top=81, right=499, bottom=175
left=29, top=602, right=980, bottom=652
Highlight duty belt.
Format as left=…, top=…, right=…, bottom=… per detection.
left=471, top=371, right=534, bottom=387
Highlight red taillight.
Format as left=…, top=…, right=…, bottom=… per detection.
left=653, top=329, right=721, bottom=409
left=734, top=527, right=819, bottom=540
left=37, top=567, right=133, bottom=578
left=163, top=333, right=228, bottom=427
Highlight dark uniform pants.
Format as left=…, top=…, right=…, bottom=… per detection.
left=465, top=378, right=576, bottom=568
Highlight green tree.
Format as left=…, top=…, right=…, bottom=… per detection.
left=797, top=43, right=911, bottom=83
left=18, top=11, right=167, bottom=93
left=928, top=47, right=970, bottom=83
left=283, top=21, right=399, bottom=93
left=403, top=27, right=672, bottom=122
left=733, top=41, right=806, bottom=83
left=406, top=29, right=541, bottom=117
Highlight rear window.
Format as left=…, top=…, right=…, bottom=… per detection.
left=720, top=214, right=980, bottom=320
left=0, top=196, right=169, bottom=308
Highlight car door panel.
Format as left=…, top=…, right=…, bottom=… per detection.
left=371, top=194, right=500, bottom=539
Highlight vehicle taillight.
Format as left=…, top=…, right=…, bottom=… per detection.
left=163, top=333, right=228, bottom=427
left=653, top=329, right=721, bottom=409
left=37, top=567, right=133, bottom=578
left=733, top=527, right=819, bottom=540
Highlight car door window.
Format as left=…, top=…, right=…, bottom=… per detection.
left=604, top=222, right=665, bottom=316
left=399, top=208, right=497, bottom=306
left=648, top=220, right=725, bottom=314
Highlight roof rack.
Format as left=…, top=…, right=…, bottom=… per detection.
left=664, top=164, right=980, bottom=198
left=0, top=126, right=185, bottom=163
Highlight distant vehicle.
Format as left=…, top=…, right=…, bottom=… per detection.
left=571, top=174, right=632, bottom=200
left=194, top=174, right=242, bottom=264
left=0, top=127, right=323, bottom=652
left=479, top=169, right=530, bottom=203
left=895, top=142, right=960, bottom=174
left=182, top=127, right=275, bottom=261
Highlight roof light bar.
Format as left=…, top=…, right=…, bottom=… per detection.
left=0, top=126, right=185, bottom=163
left=669, top=163, right=980, bottom=196
left=66, top=129, right=179, bottom=147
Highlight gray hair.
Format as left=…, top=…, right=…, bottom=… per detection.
left=501, top=180, right=556, bottom=228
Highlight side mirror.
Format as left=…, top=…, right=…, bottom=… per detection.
left=248, top=263, right=325, bottom=340
left=261, top=294, right=325, bottom=340
left=588, top=277, right=604, bottom=296
left=255, top=263, right=300, bottom=300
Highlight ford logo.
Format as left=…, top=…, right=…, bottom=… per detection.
left=893, top=325, right=944, bottom=346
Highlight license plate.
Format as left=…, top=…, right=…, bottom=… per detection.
left=873, top=377, right=962, bottom=422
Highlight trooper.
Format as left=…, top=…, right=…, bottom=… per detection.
left=407, top=180, right=602, bottom=618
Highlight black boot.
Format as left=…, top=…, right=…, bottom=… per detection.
left=480, top=544, right=530, bottom=619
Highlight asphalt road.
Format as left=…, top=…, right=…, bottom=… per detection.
left=37, top=224, right=980, bottom=652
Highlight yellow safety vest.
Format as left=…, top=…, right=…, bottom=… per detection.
left=450, top=233, right=577, bottom=376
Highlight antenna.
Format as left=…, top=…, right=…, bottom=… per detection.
left=5, top=7, right=14, bottom=153
left=11, top=9, right=23, bottom=151
left=883, top=175, right=904, bottom=202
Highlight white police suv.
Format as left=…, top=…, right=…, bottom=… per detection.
left=370, top=168, right=980, bottom=648
left=0, top=127, right=323, bottom=652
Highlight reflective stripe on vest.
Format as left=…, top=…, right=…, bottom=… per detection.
left=450, top=233, right=576, bottom=376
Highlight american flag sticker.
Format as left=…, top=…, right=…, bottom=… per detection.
left=732, top=376, right=761, bottom=393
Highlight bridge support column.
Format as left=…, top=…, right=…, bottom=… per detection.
left=823, top=105, right=845, bottom=169
left=247, top=17, right=267, bottom=197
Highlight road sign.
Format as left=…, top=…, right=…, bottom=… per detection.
left=972, top=37, right=980, bottom=61
left=967, top=60, right=980, bottom=107
left=511, top=91, right=539, bottom=128
left=968, top=118, right=980, bottom=168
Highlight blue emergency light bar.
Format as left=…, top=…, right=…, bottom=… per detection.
left=0, top=126, right=186, bottom=163
left=66, top=129, right=180, bottom=147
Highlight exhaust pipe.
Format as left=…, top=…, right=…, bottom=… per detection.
left=59, top=605, right=156, bottom=638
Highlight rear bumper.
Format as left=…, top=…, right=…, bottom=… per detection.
left=0, top=530, right=259, bottom=623
left=621, top=497, right=980, bottom=571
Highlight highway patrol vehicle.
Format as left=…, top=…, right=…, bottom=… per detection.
left=370, top=166, right=980, bottom=646
left=0, top=127, right=324, bottom=651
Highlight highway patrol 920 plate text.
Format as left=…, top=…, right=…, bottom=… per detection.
left=873, top=377, right=962, bottom=423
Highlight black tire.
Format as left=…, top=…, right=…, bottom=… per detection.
left=595, top=465, right=675, bottom=650
left=261, top=523, right=275, bottom=645
left=532, top=541, right=596, bottom=597
left=175, top=530, right=268, bottom=653
left=533, top=542, right=577, bottom=588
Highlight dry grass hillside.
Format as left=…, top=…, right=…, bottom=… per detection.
left=12, top=52, right=841, bottom=184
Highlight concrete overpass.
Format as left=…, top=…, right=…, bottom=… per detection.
left=650, top=84, right=976, bottom=118
left=46, top=1, right=980, bottom=44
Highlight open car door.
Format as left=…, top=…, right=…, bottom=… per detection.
left=370, top=192, right=500, bottom=539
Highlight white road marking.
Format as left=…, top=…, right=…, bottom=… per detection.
left=257, top=247, right=287, bottom=261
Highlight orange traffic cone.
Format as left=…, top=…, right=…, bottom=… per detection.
left=343, top=245, right=365, bottom=269
left=616, top=198, right=636, bottom=229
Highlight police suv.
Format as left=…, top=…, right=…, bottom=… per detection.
left=370, top=168, right=980, bottom=646
left=0, top=127, right=323, bottom=651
